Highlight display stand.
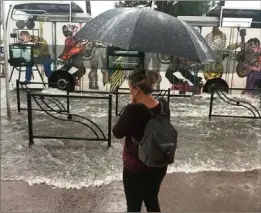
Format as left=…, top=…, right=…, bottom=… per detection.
left=8, top=43, right=45, bottom=85
left=107, top=46, right=145, bottom=70
left=8, top=65, right=44, bottom=84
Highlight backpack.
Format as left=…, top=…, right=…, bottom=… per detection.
left=133, top=100, right=178, bottom=167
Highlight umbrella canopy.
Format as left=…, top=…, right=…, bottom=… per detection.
left=74, top=7, right=216, bottom=63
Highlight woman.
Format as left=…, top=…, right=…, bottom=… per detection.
left=112, top=68, right=170, bottom=212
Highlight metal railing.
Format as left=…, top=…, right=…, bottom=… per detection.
left=16, top=80, right=67, bottom=112
left=114, top=87, right=171, bottom=116
left=16, top=80, right=113, bottom=112
left=27, top=92, right=112, bottom=147
left=16, top=80, right=194, bottom=116
left=209, top=87, right=261, bottom=119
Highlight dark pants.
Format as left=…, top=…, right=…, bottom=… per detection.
left=246, top=71, right=261, bottom=90
left=123, top=167, right=167, bottom=212
left=25, top=56, right=52, bottom=82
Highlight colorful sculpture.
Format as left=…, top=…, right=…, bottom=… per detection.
left=58, top=24, right=88, bottom=85
left=203, top=27, right=227, bottom=80
left=19, top=31, right=52, bottom=83
left=236, top=37, right=261, bottom=93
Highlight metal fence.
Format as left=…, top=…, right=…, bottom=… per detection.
left=209, top=87, right=261, bottom=119
left=26, top=91, right=112, bottom=147
left=114, top=87, right=171, bottom=116
left=16, top=80, right=113, bottom=112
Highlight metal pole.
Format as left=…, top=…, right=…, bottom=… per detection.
left=27, top=92, right=34, bottom=147
left=0, top=1, right=2, bottom=77
left=167, top=88, right=170, bottom=104
left=108, top=94, right=112, bottom=148
left=115, top=87, right=119, bottom=116
left=219, top=6, right=224, bottom=27
left=66, top=87, right=70, bottom=113
left=85, top=1, right=92, bottom=15
left=3, top=2, right=11, bottom=117
left=16, top=80, right=21, bottom=112
left=0, top=1, right=1, bottom=28
left=69, top=2, right=72, bottom=23
left=52, top=22, right=57, bottom=71
left=209, top=87, right=214, bottom=120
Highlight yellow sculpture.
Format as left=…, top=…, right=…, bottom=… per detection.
left=203, top=27, right=227, bottom=80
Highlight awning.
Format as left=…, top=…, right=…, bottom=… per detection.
left=178, top=16, right=219, bottom=27
left=11, top=3, right=91, bottom=23
left=206, top=7, right=261, bottom=28
left=13, top=2, right=84, bottom=14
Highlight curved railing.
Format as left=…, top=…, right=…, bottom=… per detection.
left=17, top=80, right=68, bottom=113
left=209, top=87, right=261, bottom=119
left=27, top=92, right=112, bottom=147
left=35, top=96, right=67, bottom=112
left=32, top=95, right=106, bottom=139
left=217, top=90, right=260, bottom=117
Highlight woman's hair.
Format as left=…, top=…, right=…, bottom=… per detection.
left=128, top=68, right=161, bottom=94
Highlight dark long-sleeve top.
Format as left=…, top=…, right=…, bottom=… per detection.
left=112, top=98, right=170, bottom=173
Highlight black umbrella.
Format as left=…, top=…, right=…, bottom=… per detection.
left=74, top=7, right=216, bottom=63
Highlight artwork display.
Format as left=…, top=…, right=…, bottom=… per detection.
left=18, top=30, right=52, bottom=83
left=203, top=27, right=227, bottom=80
left=10, top=19, right=260, bottom=94
left=236, top=37, right=261, bottom=93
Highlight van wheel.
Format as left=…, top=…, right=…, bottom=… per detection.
left=203, top=78, right=229, bottom=94
left=48, top=70, right=75, bottom=92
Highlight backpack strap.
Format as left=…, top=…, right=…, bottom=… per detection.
left=159, top=100, right=165, bottom=115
